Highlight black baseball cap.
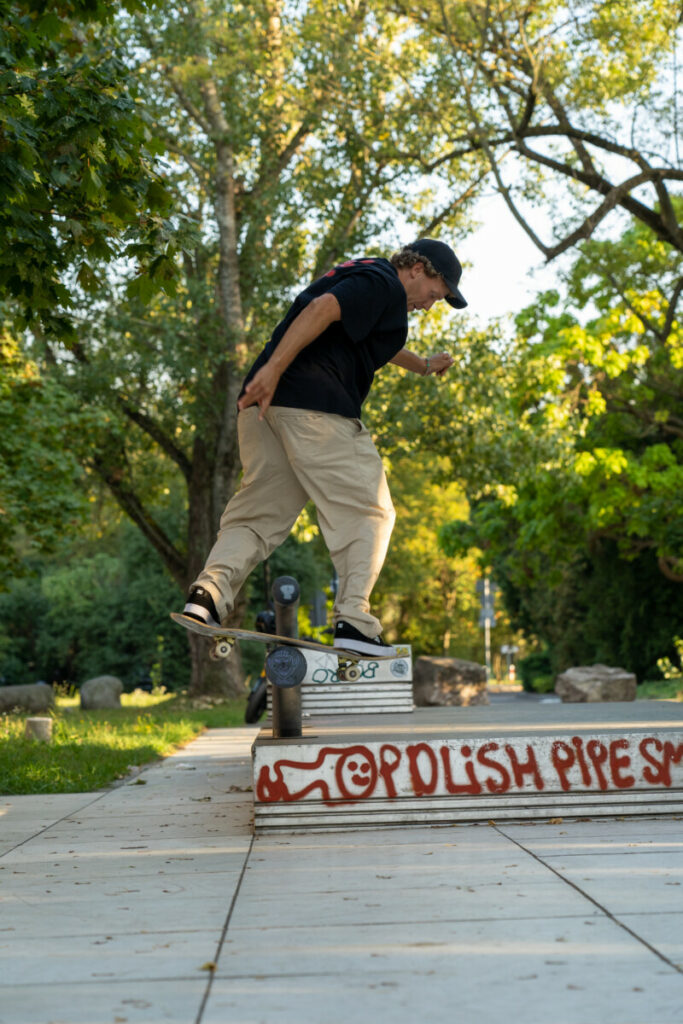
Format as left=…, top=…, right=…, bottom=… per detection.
left=405, top=238, right=467, bottom=309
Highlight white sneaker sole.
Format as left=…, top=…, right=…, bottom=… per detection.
left=182, top=603, right=221, bottom=628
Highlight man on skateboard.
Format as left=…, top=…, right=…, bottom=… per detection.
left=181, top=238, right=467, bottom=657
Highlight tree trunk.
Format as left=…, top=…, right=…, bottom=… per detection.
left=180, top=77, right=250, bottom=697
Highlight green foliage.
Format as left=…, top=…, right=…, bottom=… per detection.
left=509, top=215, right=683, bottom=578
left=518, top=651, right=553, bottom=693
left=0, top=494, right=336, bottom=691
left=657, top=638, right=683, bottom=681
left=0, top=518, right=190, bottom=689
left=0, top=0, right=176, bottom=337
left=439, top=215, right=683, bottom=678
left=0, top=332, right=93, bottom=572
left=637, top=678, right=683, bottom=701
left=367, top=450, right=485, bottom=660
left=393, top=0, right=682, bottom=259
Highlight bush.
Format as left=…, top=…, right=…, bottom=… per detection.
left=528, top=673, right=555, bottom=694
left=0, top=524, right=190, bottom=691
left=518, top=651, right=553, bottom=693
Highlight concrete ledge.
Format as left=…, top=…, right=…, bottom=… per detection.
left=267, top=646, right=414, bottom=717
left=252, top=702, right=683, bottom=832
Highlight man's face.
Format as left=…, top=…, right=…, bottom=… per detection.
left=403, top=263, right=450, bottom=312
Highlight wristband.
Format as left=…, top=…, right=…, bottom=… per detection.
left=424, top=357, right=431, bottom=375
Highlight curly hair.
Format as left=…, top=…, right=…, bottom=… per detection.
left=389, top=247, right=441, bottom=278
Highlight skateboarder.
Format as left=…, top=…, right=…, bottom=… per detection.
left=182, top=238, right=467, bottom=657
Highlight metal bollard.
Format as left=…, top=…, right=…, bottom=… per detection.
left=270, top=576, right=303, bottom=737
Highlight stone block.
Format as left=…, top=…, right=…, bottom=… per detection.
left=413, top=656, right=489, bottom=707
left=0, top=683, right=54, bottom=714
left=80, top=675, right=123, bottom=710
left=24, top=717, right=53, bottom=742
left=555, top=664, right=637, bottom=703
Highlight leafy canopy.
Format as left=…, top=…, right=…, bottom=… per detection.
left=0, top=0, right=175, bottom=338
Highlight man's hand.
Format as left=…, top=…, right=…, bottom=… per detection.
left=425, top=351, right=454, bottom=376
left=237, top=361, right=281, bottom=418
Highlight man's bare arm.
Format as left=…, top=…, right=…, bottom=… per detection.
left=238, top=293, right=342, bottom=417
left=389, top=349, right=454, bottom=376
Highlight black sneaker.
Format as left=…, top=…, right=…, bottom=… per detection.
left=182, top=587, right=221, bottom=627
left=333, top=621, right=397, bottom=658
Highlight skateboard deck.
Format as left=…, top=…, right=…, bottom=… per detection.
left=170, top=613, right=397, bottom=681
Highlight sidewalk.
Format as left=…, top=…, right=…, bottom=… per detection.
left=1, top=726, right=683, bottom=1024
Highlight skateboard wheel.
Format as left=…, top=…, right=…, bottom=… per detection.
left=211, top=639, right=234, bottom=660
left=339, top=663, right=362, bottom=683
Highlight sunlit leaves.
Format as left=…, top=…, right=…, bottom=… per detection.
left=0, top=331, right=92, bottom=572
left=443, top=210, right=683, bottom=607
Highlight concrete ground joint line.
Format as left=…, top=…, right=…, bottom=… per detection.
left=0, top=789, right=111, bottom=860
left=194, top=833, right=255, bottom=1024
left=495, top=825, right=683, bottom=976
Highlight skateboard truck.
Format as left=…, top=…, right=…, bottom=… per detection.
left=209, top=635, right=361, bottom=680
left=337, top=658, right=362, bottom=683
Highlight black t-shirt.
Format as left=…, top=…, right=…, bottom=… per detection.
left=239, top=257, right=408, bottom=418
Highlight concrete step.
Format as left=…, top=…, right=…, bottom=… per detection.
left=267, top=645, right=414, bottom=718
left=252, top=701, right=683, bottom=832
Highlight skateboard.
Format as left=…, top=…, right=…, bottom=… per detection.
left=170, top=612, right=397, bottom=682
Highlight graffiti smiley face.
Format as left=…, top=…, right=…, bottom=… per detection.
left=335, top=746, right=378, bottom=801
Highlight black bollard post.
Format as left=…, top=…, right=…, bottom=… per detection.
left=270, top=576, right=303, bottom=738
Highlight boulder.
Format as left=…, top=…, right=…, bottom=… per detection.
left=0, top=682, right=54, bottom=713
left=555, top=664, right=637, bottom=703
left=413, top=656, right=489, bottom=707
left=80, top=675, right=123, bottom=710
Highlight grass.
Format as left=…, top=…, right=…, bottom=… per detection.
left=637, top=679, right=683, bottom=701
left=0, top=690, right=247, bottom=795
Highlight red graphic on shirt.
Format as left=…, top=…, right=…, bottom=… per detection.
left=324, top=258, right=376, bottom=277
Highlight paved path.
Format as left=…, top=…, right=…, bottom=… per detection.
left=2, top=726, right=683, bottom=1023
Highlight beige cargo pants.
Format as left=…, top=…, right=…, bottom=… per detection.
left=193, top=406, right=395, bottom=638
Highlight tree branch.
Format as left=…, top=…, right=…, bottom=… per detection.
left=114, top=396, right=193, bottom=480
left=90, top=450, right=187, bottom=585
left=662, top=276, right=683, bottom=342
left=515, top=141, right=683, bottom=252
left=67, top=340, right=193, bottom=477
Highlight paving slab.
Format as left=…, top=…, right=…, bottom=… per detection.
left=0, top=980, right=209, bottom=1024
left=0, top=727, right=257, bottom=1024
left=204, top=968, right=682, bottom=1024
left=214, top=820, right=683, bottom=1024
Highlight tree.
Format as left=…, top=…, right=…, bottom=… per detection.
left=440, top=214, right=683, bottom=678
left=370, top=452, right=484, bottom=660
left=0, top=0, right=176, bottom=339
left=391, top=0, right=683, bottom=260
left=513, top=214, right=683, bottom=581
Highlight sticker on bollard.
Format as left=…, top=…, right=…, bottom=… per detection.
left=272, top=575, right=300, bottom=605
left=266, top=646, right=307, bottom=688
